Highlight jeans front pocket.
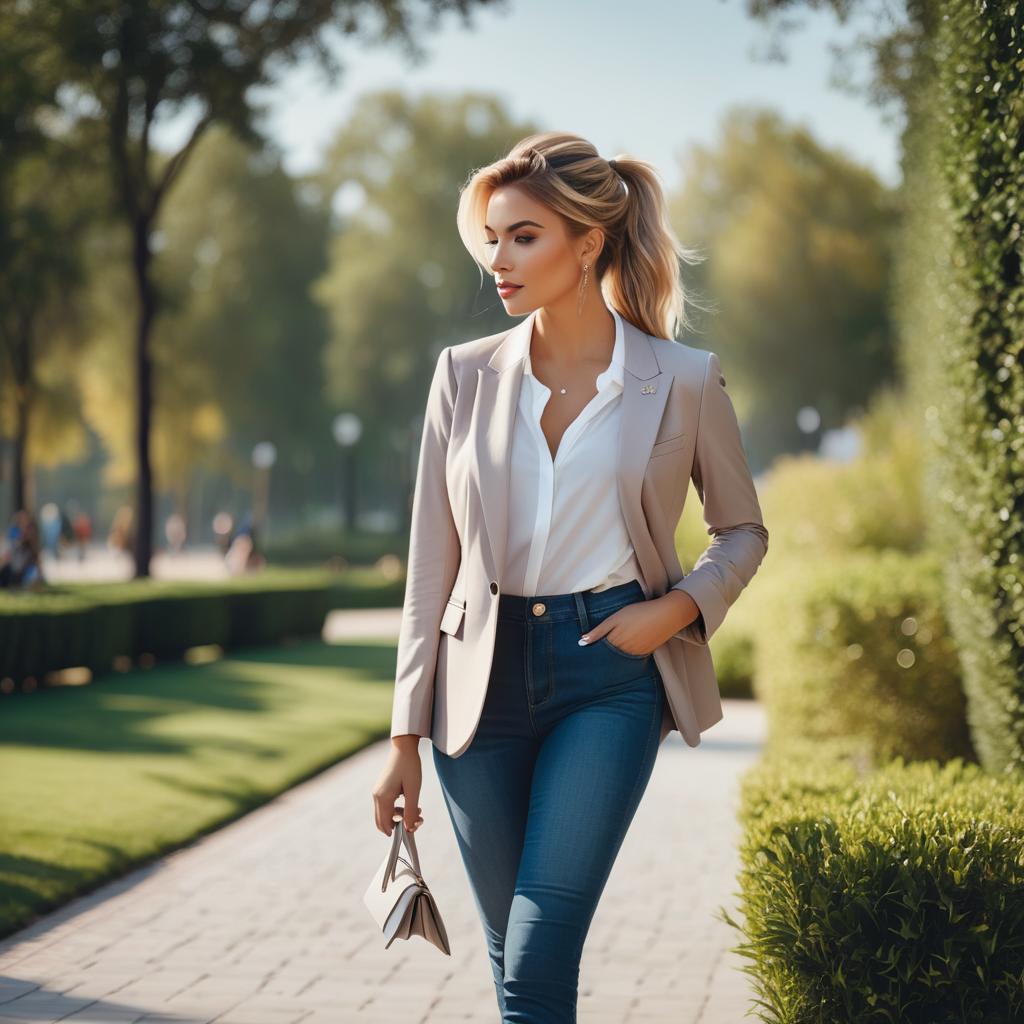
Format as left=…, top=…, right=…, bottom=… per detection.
left=598, top=635, right=651, bottom=660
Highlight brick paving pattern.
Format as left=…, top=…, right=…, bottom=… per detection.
left=0, top=608, right=766, bottom=1023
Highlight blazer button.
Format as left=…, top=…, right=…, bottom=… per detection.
left=490, top=581, right=498, bottom=594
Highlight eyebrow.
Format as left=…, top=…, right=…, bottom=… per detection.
left=484, top=219, right=545, bottom=233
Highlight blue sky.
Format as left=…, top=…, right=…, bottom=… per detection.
left=158, top=0, right=903, bottom=193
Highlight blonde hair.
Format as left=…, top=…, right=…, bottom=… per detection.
left=456, top=131, right=707, bottom=340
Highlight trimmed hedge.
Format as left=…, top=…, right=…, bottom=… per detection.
left=753, top=549, right=974, bottom=767
left=0, top=569, right=406, bottom=687
left=260, top=525, right=406, bottom=567
left=896, top=0, right=1024, bottom=776
left=725, top=739, right=1024, bottom=1023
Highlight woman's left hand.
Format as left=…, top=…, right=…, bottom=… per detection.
left=579, top=591, right=700, bottom=656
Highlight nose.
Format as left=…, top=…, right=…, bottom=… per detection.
left=489, top=242, right=513, bottom=274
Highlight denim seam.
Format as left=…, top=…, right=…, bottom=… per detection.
left=565, top=682, right=660, bottom=973
left=524, top=621, right=540, bottom=734
left=530, top=617, right=553, bottom=708
left=545, top=618, right=555, bottom=704
left=612, top=680, right=662, bottom=854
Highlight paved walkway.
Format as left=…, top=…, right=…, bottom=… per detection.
left=0, top=609, right=766, bottom=1023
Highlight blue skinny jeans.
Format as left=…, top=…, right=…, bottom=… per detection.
left=432, top=577, right=665, bottom=1023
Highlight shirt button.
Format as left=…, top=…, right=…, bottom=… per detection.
left=532, top=602, right=546, bottom=616
left=490, top=581, right=498, bottom=594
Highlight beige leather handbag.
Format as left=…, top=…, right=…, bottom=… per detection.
left=363, top=812, right=451, bottom=955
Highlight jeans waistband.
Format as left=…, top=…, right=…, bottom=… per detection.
left=497, top=577, right=646, bottom=623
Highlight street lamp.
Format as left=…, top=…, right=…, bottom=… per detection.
left=251, top=441, right=277, bottom=540
left=332, top=412, right=362, bottom=532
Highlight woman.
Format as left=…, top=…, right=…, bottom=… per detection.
left=372, top=131, right=769, bottom=1022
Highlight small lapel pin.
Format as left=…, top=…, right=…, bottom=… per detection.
left=640, top=383, right=657, bottom=395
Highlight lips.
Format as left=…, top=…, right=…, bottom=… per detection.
left=497, top=282, right=522, bottom=296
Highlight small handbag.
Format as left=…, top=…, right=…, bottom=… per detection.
left=363, top=811, right=451, bottom=956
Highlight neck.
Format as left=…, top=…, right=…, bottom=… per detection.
left=531, top=293, right=614, bottom=368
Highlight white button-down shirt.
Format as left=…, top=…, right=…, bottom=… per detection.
left=502, top=305, right=644, bottom=597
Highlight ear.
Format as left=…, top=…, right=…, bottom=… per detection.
left=580, top=225, right=606, bottom=264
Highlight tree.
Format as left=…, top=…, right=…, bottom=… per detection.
left=80, top=124, right=334, bottom=535
left=311, top=90, right=538, bottom=530
left=0, top=24, right=103, bottom=515
left=669, top=107, right=898, bottom=468
left=10, top=0, right=499, bottom=576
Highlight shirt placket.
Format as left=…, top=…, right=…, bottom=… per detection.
left=521, top=374, right=622, bottom=596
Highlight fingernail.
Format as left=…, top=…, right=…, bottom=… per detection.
left=579, top=636, right=590, bottom=645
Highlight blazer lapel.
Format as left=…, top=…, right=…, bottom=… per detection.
left=472, top=311, right=671, bottom=594
left=618, top=317, right=671, bottom=595
left=472, top=314, right=531, bottom=582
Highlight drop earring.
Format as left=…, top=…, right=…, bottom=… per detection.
left=576, top=261, right=590, bottom=316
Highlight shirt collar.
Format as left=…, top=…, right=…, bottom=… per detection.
left=518, top=305, right=626, bottom=391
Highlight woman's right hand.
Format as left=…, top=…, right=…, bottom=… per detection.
left=372, top=737, right=425, bottom=836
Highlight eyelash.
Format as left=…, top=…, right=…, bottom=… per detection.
left=484, top=236, right=534, bottom=246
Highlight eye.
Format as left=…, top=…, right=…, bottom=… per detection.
left=484, top=236, right=535, bottom=246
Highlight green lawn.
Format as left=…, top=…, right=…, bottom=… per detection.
left=0, top=637, right=396, bottom=938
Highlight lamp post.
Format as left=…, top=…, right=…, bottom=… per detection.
left=251, top=441, right=277, bottom=541
left=332, top=413, right=362, bottom=532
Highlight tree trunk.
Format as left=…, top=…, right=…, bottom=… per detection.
left=10, top=325, right=33, bottom=516
left=131, top=216, right=156, bottom=578
left=12, top=382, right=30, bottom=515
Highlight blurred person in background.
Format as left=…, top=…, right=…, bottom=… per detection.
left=60, top=505, right=75, bottom=554
left=224, top=510, right=265, bottom=573
left=0, top=509, right=45, bottom=590
left=165, top=511, right=187, bottom=553
left=71, top=504, right=93, bottom=562
left=213, top=511, right=234, bottom=557
left=40, top=503, right=62, bottom=560
left=107, top=505, right=135, bottom=558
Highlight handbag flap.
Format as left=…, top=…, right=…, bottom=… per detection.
left=363, top=857, right=420, bottom=928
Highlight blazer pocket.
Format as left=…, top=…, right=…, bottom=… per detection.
left=439, top=600, right=465, bottom=637
left=649, top=432, right=686, bottom=458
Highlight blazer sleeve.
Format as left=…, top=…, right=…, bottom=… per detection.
left=670, top=350, right=769, bottom=645
left=390, top=345, right=461, bottom=738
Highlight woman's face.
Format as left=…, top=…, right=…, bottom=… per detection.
left=484, top=185, right=593, bottom=315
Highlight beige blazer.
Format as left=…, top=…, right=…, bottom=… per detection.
left=390, top=311, right=769, bottom=757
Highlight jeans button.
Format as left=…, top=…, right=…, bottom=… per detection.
left=532, top=602, right=546, bottom=616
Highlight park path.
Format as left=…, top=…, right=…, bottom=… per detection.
left=0, top=608, right=766, bottom=1024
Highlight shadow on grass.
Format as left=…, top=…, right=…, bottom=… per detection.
left=0, top=636, right=398, bottom=940
left=1, top=638, right=397, bottom=756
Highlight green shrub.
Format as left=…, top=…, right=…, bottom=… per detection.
left=753, top=549, right=973, bottom=767
left=261, top=523, right=405, bottom=566
left=726, top=742, right=1024, bottom=1023
left=757, top=387, right=927, bottom=565
left=712, top=628, right=755, bottom=700
left=689, top=386, right=928, bottom=706
left=0, top=568, right=405, bottom=687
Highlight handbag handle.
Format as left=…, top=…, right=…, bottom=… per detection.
left=381, top=808, right=424, bottom=893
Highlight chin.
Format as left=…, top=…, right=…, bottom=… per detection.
left=501, top=294, right=529, bottom=313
